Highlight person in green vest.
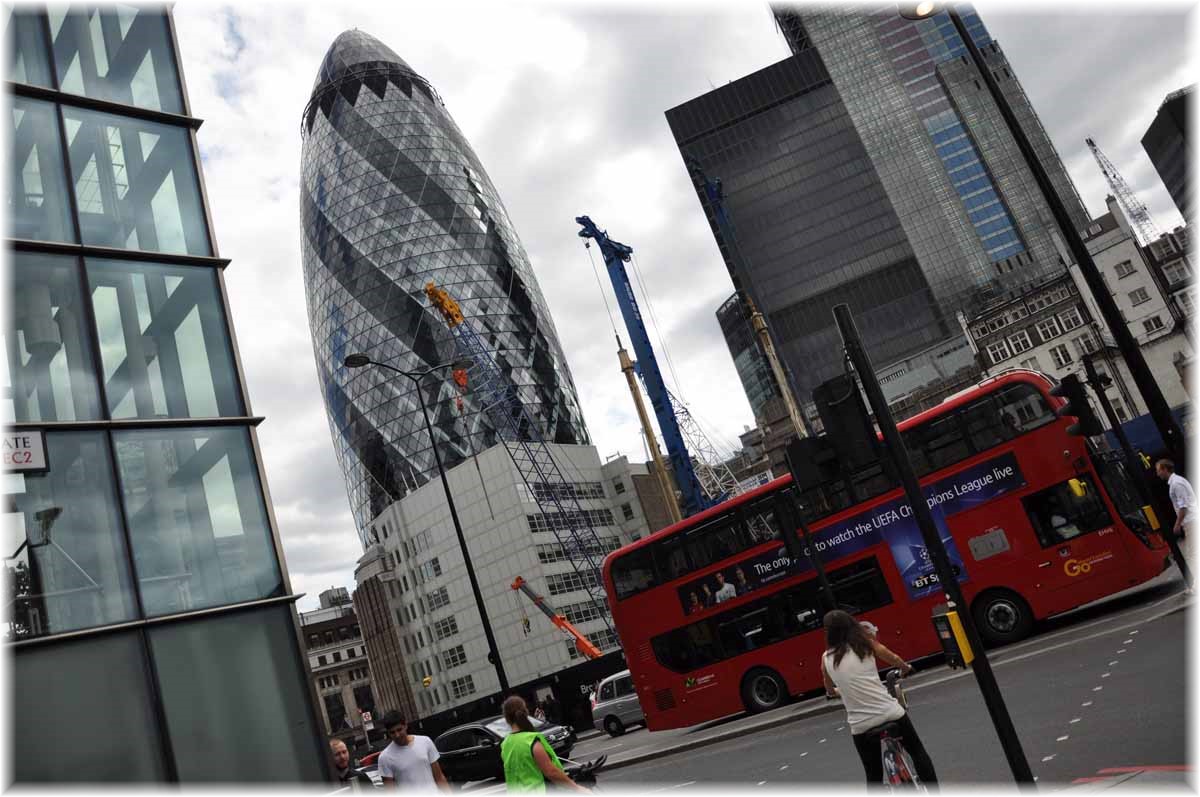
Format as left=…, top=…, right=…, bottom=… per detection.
left=500, top=695, right=588, bottom=792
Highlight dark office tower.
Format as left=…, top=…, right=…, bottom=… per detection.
left=5, top=6, right=326, bottom=783
left=675, top=7, right=1092, bottom=417
left=1142, top=85, right=1192, bottom=220
left=715, top=294, right=781, bottom=422
left=300, top=32, right=589, bottom=543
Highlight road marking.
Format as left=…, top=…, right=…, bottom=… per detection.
left=1082, top=701, right=1094, bottom=707
left=1057, top=735, right=1070, bottom=742
left=1070, top=718, right=1081, bottom=724
left=1130, top=629, right=1139, bottom=635
left=819, top=738, right=827, bottom=743
left=757, top=781, right=767, bottom=786
left=1109, top=661, right=1118, bottom=666
left=1118, top=648, right=1127, bottom=653
left=1123, top=639, right=1133, bottom=644
left=836, top=725, right=845, bottom=731
left=801, top=752, right=809, bottom=757
left=779, top=765, right=789, bottom=771
left=1092, top=686, right=1104, bottom=692
left=1101, top=672, right=1111, bottom=678
left=646, top=781, right=696, bottom=792
left=1043, top=755, right=1056, bottom=762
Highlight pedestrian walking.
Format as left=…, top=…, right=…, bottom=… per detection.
left=820, top=610, right=938, bottom=787
left=500, top=695, right=588, bottom=792
left=329, top=738, right=373, bottom=789
left=534, top=702, right=546, bottom=721
left=1157, top=458, right=1196, bottom=590
left=377, top=710, right=449, bottom=790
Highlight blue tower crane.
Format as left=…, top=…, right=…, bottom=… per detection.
left=576, top=216, right=713, bottom=518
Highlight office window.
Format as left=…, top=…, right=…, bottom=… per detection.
left=9, top=96, right=76, bottom=243
left=1128, top=287, right=1151, bottom=306
left=1114, top=260, right=1136, bottom=278
left=1143, top=316, right=1165, bottom=334
left=985, top=340, right=1011, bottom=365
left=1057, top=307, right=1084, bottom=331
left=48, top=7, right=185, bottom=113
left=428, top=586, right=450, bottom=611
left=12, top=631, right=164, bottom=781
left=114, top=426, right=284, bottom=616
left=6, top=432, right=137, bottom=641
left=148, top=605, right=325, bottom=782
left=1035, top=317, right=1062, bottom=342
left=1049, top=344, right=1073, bottom=368
left=1177, top=292, right=1194, bottom=317
left=6, top=10, right=54, bottom=88
left=433, top=616, right=459, bottom=641
left=87, top=258, right=244, bottom=419
left=1071, top=334, right=1098, bottom=357
left=318, top=655, right=327, bottom=666
left=450, top=675, right=476, bottom=700
left=442, top=644, right=467, bottom=670
left=420, top=558, right=442, bottom=580
left=1018, top=356, right=1040, bottom=371
left=621, top=503, right=635, bottom=521
left=613, top=479, right=626, bottom=494
left=1162, top=260, right=1191, bottom=286
left=7, top=252, right=103, bottom=422
left=61, top=105, right=211, bottom=255
left=1007, top=330, right=1033, bottom=355
left=347, top=648, right=356, bottom=659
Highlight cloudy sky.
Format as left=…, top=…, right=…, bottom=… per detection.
left=170, top=0, right=1193, bottom=610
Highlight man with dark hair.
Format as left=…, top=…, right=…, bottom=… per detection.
left=377, top=711, right=449, bottom=790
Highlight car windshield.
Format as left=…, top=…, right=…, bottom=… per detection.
left=483, top=716, right=546, bottom=738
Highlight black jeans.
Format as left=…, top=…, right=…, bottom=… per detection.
left=851, top=714, right=938, bottom=787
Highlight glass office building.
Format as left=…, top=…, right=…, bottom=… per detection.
left=1141, top=85, right=1192, bottom=220
left=300, top=31, right=589, bottom=544
left=715, top=293, right=781, bottom=422
left=5, top=7, right=326, bottom=782
left=674, top=7, right=1090, bottom=413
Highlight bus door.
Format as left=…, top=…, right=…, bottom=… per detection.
left=1020, top=477, right=1135, bottom=607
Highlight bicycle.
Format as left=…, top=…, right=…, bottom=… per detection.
left=876, top=670, right=924, bottom=792
left=562, top=754, right=607, bottom=790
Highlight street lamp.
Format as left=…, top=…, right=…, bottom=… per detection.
left=343, top=353, right=510, bottom=694
left=897, top=4, right=1185, bottom=462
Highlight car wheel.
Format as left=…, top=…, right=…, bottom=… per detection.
left=604, top=716, right=625, bottom=737
left=741, top=667, right=789, bottom=714
left=972, top=588, right=1033, bottom=647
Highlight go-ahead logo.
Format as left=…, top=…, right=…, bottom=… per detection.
left=1064, top=551, right=1114, bottom=577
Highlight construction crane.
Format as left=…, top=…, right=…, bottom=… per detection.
left=511, top=576, right=603, bottom=660
left=1086, top=137, right=1162, bottom=246
left=616, top=335, right=683, bottom=526
left=687, top=160, right=810, bottom=440
left=577, top=216, right=726, bottom=516
left=425, top=283, right=615, bottom=635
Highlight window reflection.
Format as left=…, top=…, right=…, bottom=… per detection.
left=61, top=106, right=210, bottom=255
left=9, top=97, right=77, bottom=243
left=5, top=252, right=102, bottom=422
left=115, top=427, right=282, bottom=616
left=87, top=258, right=243, bottom=419
left=48, top=5, right=183, bottom=113
left=5, top=9, right=54, bottom=88
left=3, top=432, right=138, bottom=641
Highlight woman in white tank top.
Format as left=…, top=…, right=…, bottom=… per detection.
left=820, top=610, right=939, bottom=786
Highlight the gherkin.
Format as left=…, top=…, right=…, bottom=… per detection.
left=300, top=31, right=589, bottom=545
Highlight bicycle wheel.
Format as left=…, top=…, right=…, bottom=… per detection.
left=882, top=739, right=923, bottom=790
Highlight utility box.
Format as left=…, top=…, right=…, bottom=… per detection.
left=931, top=604, right=974, bottom=669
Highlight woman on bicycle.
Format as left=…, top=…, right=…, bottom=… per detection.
left=500, top=695, right=589, bottom=793
left=820, top=610, right=939, bottom=786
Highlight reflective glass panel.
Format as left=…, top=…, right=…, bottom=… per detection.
left=148, top=604, right=326, bottom=782
left=87, top=258, right=243, bottom=419
left=114, top=426, right=283, bottom=616
left=12, top=631, right=165, bottom=782
left=5, top=252, right=102, bottom=422
left=48, top=5, right=183, bottom=113
left=3, top=432, right=138, bottom=641
left=9, top=97, right=76, bottom=243
left=61, top=106, right=210, bottom=255
left=5, top=9, right=54, bottom=88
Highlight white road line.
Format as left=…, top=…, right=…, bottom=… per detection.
left=779, top=765, right=789, bottom=771
left=1082, top=701, right=1094, bottom=707
left=646, top=781, right=696, bottom=792
left=1043, top=755, right=1056, bottom=762
left=1057, top=735, right=1070, bottom=742
left=1070, top=718, right=1081, bottom=724
left=1109, top=661, right=1118, bottom=666
left=1101, top=672, right=1111, bottom=678
left=1130, top=629, right=1139, bottom=634
left=1118, top=648, right=1127, bottom=653
left=1093, top=686, right=1104, bottom=692
left=757, top=781, right=767, bottom=786
left=801, top=752, right=809, bottom=757
left=819, top=738, right=827, bottom=743
left=1123, top=639, right=1133, bottom=644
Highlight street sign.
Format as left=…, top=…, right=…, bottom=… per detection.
left=3, top=431, right=48, bottom=473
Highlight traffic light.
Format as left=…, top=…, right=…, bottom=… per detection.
left=1049, top=374, right=1104, bottom=437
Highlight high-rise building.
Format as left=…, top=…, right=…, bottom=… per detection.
left=299, top=31, right=589, bottom=544
left=5, top=6, right=326, bottom=782
left=1142, top=85, right=1192, bottom=220
left=672, top=7, right=1091, bottom=418
left=300, top=595, right=377, bottom=744
left=715, top=293, right=782, bottom=423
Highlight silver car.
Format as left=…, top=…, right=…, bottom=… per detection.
left=592, top=669, right=644, bottom=737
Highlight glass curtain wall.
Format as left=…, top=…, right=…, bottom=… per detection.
left=4, top=6, right=326, bottom=783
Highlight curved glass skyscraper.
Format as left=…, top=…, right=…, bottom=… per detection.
left=300, top=31, right=589, bottom=544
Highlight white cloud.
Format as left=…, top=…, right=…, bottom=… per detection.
left=170, top=2, right=1193, bottom=610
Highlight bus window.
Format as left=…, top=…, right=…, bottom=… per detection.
left=1023, top=480, right=1114, bottom=547
left=654, top=535, right=690, bottom=581
left=1095, top=454, right=1154, bottom=543
left=829, top=557, right=894, bottom=614
left=612, top=547, right=657, bottom=600
left=995, top=383, right=1055, bottom=432
left=910, top=414, right=970, bottom=475
left=743, top=497, right=783, bottom=544
left=961, top=394, right=1009, bottom=451
left=684, top=520, right=743, bottom=571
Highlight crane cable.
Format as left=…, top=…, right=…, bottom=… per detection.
left=583, top=241, right=621, bottom=340
left=628, top=251, right=686, bottom=396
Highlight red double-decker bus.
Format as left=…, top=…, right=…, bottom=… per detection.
left=601, top=371, right=1168, bottom=731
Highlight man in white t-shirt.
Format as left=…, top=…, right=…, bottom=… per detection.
left=1157, top=459, right=1195, bottom=538
left=712, top=572, right=737, bottom=604
left=377, top=711, right=449, bottom=791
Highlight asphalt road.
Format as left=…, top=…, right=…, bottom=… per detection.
left=599, top=605, right=1188, bottom=787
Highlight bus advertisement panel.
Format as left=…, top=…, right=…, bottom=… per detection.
left=677, top=452, right=1027, bottom=613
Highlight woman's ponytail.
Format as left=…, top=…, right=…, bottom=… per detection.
left=503, top=695, right=537, bottom=733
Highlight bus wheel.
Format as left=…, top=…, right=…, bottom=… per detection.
left=972, top=589, right=1033, bottom=647
left=741, top=668, right=788, bottom=714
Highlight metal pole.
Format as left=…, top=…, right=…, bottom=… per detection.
left=834, top=304, right=1035, bottom=785
left=1083, top=356, right=1192, bottom=587
left=945, top=7, right=1184, bottom=462
left=405, top=367, right=510, bottom=693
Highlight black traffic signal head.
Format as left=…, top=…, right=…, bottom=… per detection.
left=1049, top=374, right=1104, bottom=437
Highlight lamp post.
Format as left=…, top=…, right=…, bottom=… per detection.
left=344, top=353, right=510, bottom=694
left=897, top=3, right=1185, bottom=463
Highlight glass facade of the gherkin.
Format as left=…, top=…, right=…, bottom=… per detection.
left=300, top=31, right=590, bottom=545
